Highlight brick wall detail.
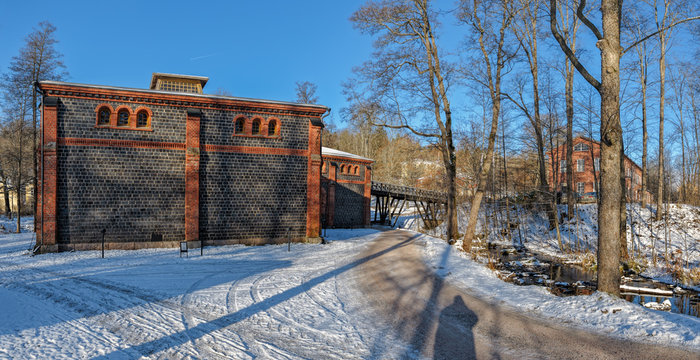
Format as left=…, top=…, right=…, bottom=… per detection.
left=38, top=97, right=59, bottom=249
left=185, top=109, right=201, bottom=244
left=306, top=122, right=322, bottom=238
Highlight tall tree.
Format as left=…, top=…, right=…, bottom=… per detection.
left=653, top=0, right=673, bottom=221
left=550, top=0, right=624, bottom=296
left=555, top=0, right=583, bottom=218
left=1, top=72, right=33, bottom=232
left=460, top=0, right=519, bottom=251
left=351, top=0, right=460, bottom=243
left=626, top=6, right=652, bottom=209
left=295, top=81, right=319, bottom=104
left=7, top=21, right=66, bottom=227
left=507, top=0, right=559, bottom=231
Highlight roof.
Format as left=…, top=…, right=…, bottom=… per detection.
left=149, top=73, right=209, bottom=90
left=38, top=80, right=329, bottom=111
left=321, top=147, right=373, bottom=163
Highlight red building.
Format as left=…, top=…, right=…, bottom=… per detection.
left=548, top=137, right=649, bottom=203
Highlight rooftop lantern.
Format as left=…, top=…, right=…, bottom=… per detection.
left=150, top=73, right=208, bottom=94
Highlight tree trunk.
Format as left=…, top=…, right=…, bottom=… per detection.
left=620, top=138, right=628, bottom=261
left=641, top=65, right=648, bottom=209
left=595, top=0, right=623, bottom=296
left=566, top=60, right=575, bottom=217
left=655, top=8, right=667, bottom=221
left=464, top=101, right=500, bottom=251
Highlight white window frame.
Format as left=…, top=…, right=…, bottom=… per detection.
left=576, top=159, right=585, bottom=172
left=594, top=158, right=600, bottom=171
left=560, top=160, right=567, bottom=173
left=577, top=182, right=585, bottom=194
left=574, top=143, right=589, bottom=152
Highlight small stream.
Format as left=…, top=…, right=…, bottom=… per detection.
left=487, top=243, right=700, bottom=318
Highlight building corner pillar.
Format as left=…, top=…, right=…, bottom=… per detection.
left=363, top=165, right=372, bottom=226
left=306, top=120, right=323, bottom=239
left=185, top=109, right=201, bottom=247
left=327, top=164, right=336, bottom=228
left=38, top=96, right=59, bottom=251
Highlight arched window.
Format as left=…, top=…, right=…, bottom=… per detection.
left=98, top=107, right=111, bottom=125
left=136, top=110, right=149, bottom=128
left=117, top=109, right=130, bottom=126
left=354, top=166, right=360, bottom=175
left=252, top=119, right=261, bottom=135
left=268, top=120, right=277, bottom=136
left=340, top=164, right=346, bottom=174
left=235, top=117, right=245, bottom=134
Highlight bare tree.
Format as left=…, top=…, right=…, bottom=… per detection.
left=626, top=5, right=653, bottom=209
left=460, top=0, right=520, bottom=251
left=550, top=0, right=625, bottom=295
left=506, top=0, right=560, bottom=233
left=295, top=81, right=319, bottom=104
left=351, top=0, right=460, bottom=243
left=1, top=72, right=33, bottom=232
left=6, top=21, right=67, bottom=227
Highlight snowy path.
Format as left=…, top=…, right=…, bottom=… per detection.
left=1, top=225, right=698, bottom=359
left=0, top=229, right=412, bottom=359
left=356, top=229, right=699, bottom=360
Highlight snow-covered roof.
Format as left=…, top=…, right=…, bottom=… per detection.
left=321, top=147, right=373, bottom=162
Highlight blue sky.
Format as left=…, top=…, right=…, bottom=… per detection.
left=0, top=0, right=376, bottom=123
left=1, top=0, right=697, bottom=165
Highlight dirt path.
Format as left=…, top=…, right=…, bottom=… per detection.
left=355, top=230, right=697, bottom=359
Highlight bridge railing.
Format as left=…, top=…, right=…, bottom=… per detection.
left=371, top=181, right=447, bottom=203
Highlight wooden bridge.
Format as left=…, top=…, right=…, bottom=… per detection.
left=371, top=181, right=447, bottom=228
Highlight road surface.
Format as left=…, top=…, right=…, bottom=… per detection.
left=354, top=229, right=697, bottom=359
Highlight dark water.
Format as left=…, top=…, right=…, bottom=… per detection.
left=487, top=243, right=700, bottom=318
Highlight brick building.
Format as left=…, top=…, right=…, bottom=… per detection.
left=320, top=147, right=373, bottom=228
left=548, top=136, right=648, bottom=203
left=35, top=73, right=334, bottom=252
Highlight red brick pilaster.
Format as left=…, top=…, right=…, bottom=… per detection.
left=363, top=166, right=372, bottom=226
left=306, top=120, right=323, bottom=238
left=185, top=109, right=201, bottom=245
left=327, top=164, right=336, bottom=227
left=38, top=97, right=59, bottom=249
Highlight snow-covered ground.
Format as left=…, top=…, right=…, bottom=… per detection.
left=1, top=215, right=698, bottom=359
left=398, top=203, right=700, bottom=287
left=414, top=231, right=699, bottom=349
left=0, top=222, right=411, bottom=359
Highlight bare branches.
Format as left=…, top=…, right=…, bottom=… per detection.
left=577, top=0, right=603, bottom=40
left=622, top=15, right=700, bottom=55
left=549, top=0, right=601, bottom=91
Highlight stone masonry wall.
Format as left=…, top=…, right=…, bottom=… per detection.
left=57, top=147, right=185, bottom=246
left=50, top=92, right=313, bottom=248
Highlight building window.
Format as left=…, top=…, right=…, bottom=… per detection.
left=576, top=159, right=585, bottom=172
left=577, top=182, right=585, bottom=194
left=252, top=119, right=261, bottom=135
left=574, top=143, right=589, bottom=152
left=98, top=107, right=111, bottom=125
left=268, top=119, right=278, bottom=136
left=117, top=109, right=130, bottom=126
left=594, top=158, right=600, bottom=171
left=136, top=111, right=149, bottom=128
left=94, top=104, right=152, bottom=130
left=235, top=117, right=245, bottom=134
left=560, top=160, right=566, bottom=173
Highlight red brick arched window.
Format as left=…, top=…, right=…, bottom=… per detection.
left=134, top=106, right=153, bottom=129
left=234, top=116, right=247, bottom=134
left=251, top=117, right=262, bottom=135
left=267, top=117, right=280, bottom=137
left=95, top=104, right=114, bottom=126
left=115, top=106, right=131, bottom=127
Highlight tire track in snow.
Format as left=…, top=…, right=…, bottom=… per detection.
left=0, top=259, right=242, bottom=358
